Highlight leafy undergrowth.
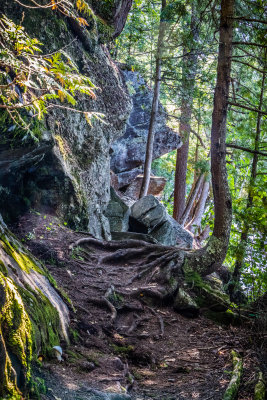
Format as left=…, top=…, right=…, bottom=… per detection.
left=13, top=211, right=266, bottom=400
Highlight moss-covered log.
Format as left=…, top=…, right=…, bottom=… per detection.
left=223, top=351, right=243, bottom=400
left=0, top=216, right=69, bottom=399
left=254, top=372, right=266, bottom=400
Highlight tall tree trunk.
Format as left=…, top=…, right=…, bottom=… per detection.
left=184, top=0, right=234, bottom=276
left=139, top=0, right=167, bottom=198
left=229, top=70, right=265, bottom=298
left=173, top=3, right=199, bottom=222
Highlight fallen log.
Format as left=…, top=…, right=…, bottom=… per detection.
left=223, top=350, right=243, bottom=400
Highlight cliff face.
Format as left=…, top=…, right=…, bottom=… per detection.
left=0, top=0, right=132, bottom=238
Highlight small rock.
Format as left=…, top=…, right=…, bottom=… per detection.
left=112, top=357, right=124, bottom=371
left=79, top=361, right=96, bottom=372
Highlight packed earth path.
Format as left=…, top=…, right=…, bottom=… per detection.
left=14, top=212, right=264, bottom=400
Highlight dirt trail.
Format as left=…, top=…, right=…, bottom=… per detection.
left=14, top=212, right=263, bottom=400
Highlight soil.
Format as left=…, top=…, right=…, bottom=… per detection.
left=13, top=211, right=266, bottom=400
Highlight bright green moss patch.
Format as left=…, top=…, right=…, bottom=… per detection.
left=0, top=272, right=32, bottom=399
left=111, top=344, right=134, bottom=356
left=0, top=234, right=43, bottom=274
left=18, top=286, right=61, bottom=357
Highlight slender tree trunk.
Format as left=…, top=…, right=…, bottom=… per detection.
left=186, top=176, right=210, bottom=234
left=229, top=70, right=265, bottom=297
left=180, top=174, right=205, bottom=226
left=184, top=0, right=234, bottom=276
left=173, top=3, right=199, bottom=222
left=139, top=0, right=167, bottom=198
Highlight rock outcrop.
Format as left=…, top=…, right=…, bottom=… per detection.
left=0, top=0, right=132, bottom=238
left=104, top=188, right=130, bottom=232
left=111, top=70, right=182, bottom=187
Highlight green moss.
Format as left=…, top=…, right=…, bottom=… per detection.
left=205, top=309, right=240, bottom=326
left=184, top=270, right=229, bottom=312
left=111, top=344, right=134, bottom=356
left=254, top=372, right=266, bottom=400
left=18, top=285, right=61, bottom=357
left=0, top=273, right=32, bottom=399
left=28, top=376, right=47, bottom=400
left=0, top=234, right=43, bottom=274
left=69, top=328, right=80, bottom=343
left=0, top=259, right=8, bottom=276
left=223, top=351, right=243, bottom=400
left=66, top=349, right=83, bottom=362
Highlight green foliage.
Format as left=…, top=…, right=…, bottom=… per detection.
left=117, top=0, right=266, bottom=302
left=0, top=8, right=105, bottom=141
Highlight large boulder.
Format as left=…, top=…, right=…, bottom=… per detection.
left=110, top=70, right=182, bottom=183
left=130, top=195, right=193, bottom=248
left=104, top=188, right=130, bottom=232
left=0, top=0, right=132, bottom=239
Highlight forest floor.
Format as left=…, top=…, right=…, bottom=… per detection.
left=14, top=211, right=265, bottom=400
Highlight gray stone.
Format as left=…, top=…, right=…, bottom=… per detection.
left=152, top=215, right=193, bottom=248
left=105, top=188, right=130, bottom=232
left=130, top=195, right=193, bottom=248
left=116, top=167, right=142, bottom=188
left=173, top=288, right=199, bottom=317
left=86, top=390, right=131, bottom=400
left=111, top=70, right=181, bottom=177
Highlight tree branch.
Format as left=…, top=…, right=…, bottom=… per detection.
left=232, top=42, right=267, bottom=48
left=230, top=17, right=267, bottom=25
left=228, top=102, right=267, bottom=115
left=232, top=59, right=265, bottom=74
left=226, top=143, right=267, bottom=157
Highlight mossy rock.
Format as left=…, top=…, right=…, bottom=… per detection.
left=173, top=288, right=200, bottom=318
left=0, top=218, right=69, bottom=398
left=0, top=273, right=32, bottom=399
left=184, top=270, right=230, bottom=312
left=204, top=309, right=241, bottom=326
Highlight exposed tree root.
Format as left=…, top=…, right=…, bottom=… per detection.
left=223, top=350, right=243, bottom=400
left=127, top=314, right=148, bottom=334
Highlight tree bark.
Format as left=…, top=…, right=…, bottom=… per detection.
left=229, top=70, right=265, bottom=298
left=186, top=176, right=210, bottom=235
left=180, top=174, right=205, bottom=226
left=173, top=2, right=199, bottom=222
left=139, top=0, right=167, bottom=198
left=184, top=0, right=234, bottom=276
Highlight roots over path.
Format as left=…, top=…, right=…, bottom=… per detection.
left=15, top=212, right=266, bottom=400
